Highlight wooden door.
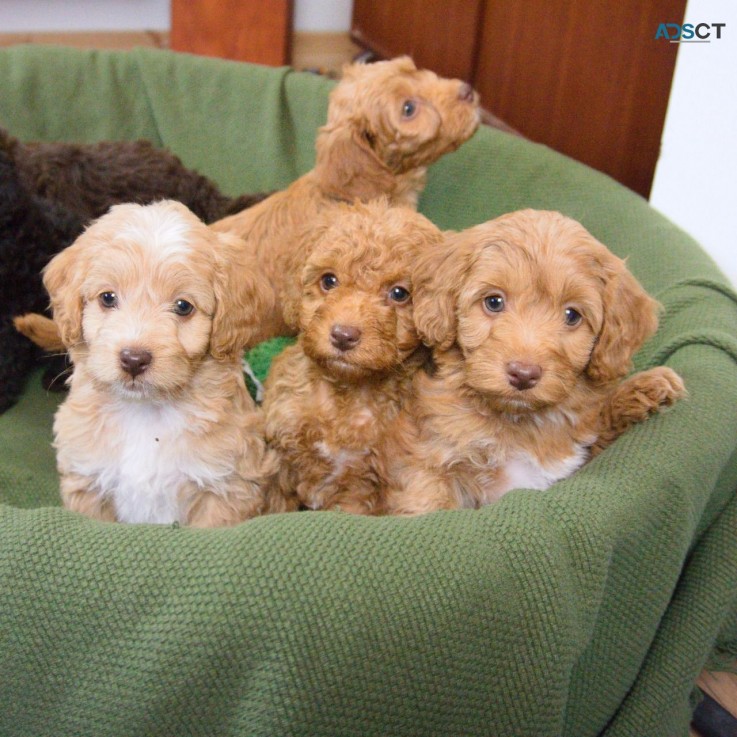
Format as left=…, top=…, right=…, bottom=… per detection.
left=474, top=0, right=685, bottom=197
left=351, top=0, right=484, bottom=82
left=171, top=0, right=293, bottom=66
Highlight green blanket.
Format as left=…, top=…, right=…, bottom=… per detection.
left=1, top=46, right=736, bottom=737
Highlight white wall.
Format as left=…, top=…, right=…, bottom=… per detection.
left=294, top=0, right=352, bottom=32
left=0, top=0, right=170, bottom=32
left=0, top=0, right=353, bottom=33
left=650, top=0, right=736, bottom=286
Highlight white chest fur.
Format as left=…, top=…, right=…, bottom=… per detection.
left=501, top=444, right=589, bottom=495
left=61, top=399, right=226, bottom=524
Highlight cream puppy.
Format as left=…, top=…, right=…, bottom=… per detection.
left=44, top=200, right=279, bottom=526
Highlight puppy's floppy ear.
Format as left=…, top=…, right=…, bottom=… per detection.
left=280, top=216, right=334, bottom=332
left=587, top=250, right=660, bottom=384
left=412, top=231, right=472, bottom=351
left=42, top=232, right=94, bottom=347
left=280, top=283, right=300, bottom=333
left=279, top=243, right=308, bottom=334
left=280, top=271, right=303, bottom=333
left=210, top=232, right=276, bottom=359
left=314, top=124, right=397, bottom=201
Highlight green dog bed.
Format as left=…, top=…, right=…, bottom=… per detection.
left=1, top=46, right=736, bottom=737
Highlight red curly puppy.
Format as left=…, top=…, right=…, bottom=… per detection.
left=263, top=199, right=444, bottom=515
left=384, top=210, right=686, bottom=515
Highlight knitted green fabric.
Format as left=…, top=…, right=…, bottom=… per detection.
left=1, top=47, right=736, bottom=737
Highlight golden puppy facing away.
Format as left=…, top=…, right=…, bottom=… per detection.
left=384, top=210, right=686, bottom=515
left=311, top=56, right=479, bottom=206
left=212, top=56, right=480, bottom=342
left=44, top=201, right=280, bottom=526
left=263, top=199, right=444, bottom=515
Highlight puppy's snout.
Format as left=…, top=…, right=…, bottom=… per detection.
left=458, top=82, right=475, bottom=103
left=506, top=361, right=542, bottom=391
left=330, top=324, right=362, bottom=352
left=120, top=348, right=153, bottom=378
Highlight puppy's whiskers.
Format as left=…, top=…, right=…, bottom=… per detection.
left=44, top=365, right=73, bottom=394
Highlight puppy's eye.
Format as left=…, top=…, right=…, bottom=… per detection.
left=401, top=99, right=418, bottom=119
left=483, top=294, right=505, bottom=314
left=388, top=285, right=411, bottom=304
left=320, top=273, right=339, bottom=292
left=565, top=308, right=583, bottom=326
left=99, top=292, right=118, bottom=309
left=173, top=299, right=195, bottom=317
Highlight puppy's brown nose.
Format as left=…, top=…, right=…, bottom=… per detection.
left=458, top=82, right=475, bottom=102
left=120, top=348, right=152, bottom=378
left=330, top=324, right=362, bottom=352
left=506, top=361, right=542, bottom=390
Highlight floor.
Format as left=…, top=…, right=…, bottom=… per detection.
left=1, top=27, right=735, bottom=737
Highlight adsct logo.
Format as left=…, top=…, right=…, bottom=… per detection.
left=655, top=22, right=726, bottom=42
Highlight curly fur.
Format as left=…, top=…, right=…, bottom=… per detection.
left=263, top=199, right=443, bottom=514
left=212, top=56, right=480, bottom=342
left=384, top=210, right=686, bottom=515
left=1, top=127, right=265, bottom=224
left=45, top=201, right=281, bottom=526
left=0, top=147, right=83, bottom=411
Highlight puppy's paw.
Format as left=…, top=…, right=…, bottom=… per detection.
left=593, top=366, right=686, bottom=455
left=618, top=366, right=686, bottom=418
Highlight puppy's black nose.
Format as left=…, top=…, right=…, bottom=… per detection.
left=458, top=82, right=475, bottom=102
left=120, top=348, right=152, bottom=378
left=506, top=361, right=542, bottom=390
left=330, top=324, right=362, bottom=352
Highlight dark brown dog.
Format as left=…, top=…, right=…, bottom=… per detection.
left=1, top=127, right=264, bottom=224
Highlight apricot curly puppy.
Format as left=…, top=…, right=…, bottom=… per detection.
left=44, top=201, right=281, bottom=526
left=263, top=199, right=444, bottom=515
left=212, top=56, right=480, bottom=341
left=384, top=210, right=686, bottom=515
